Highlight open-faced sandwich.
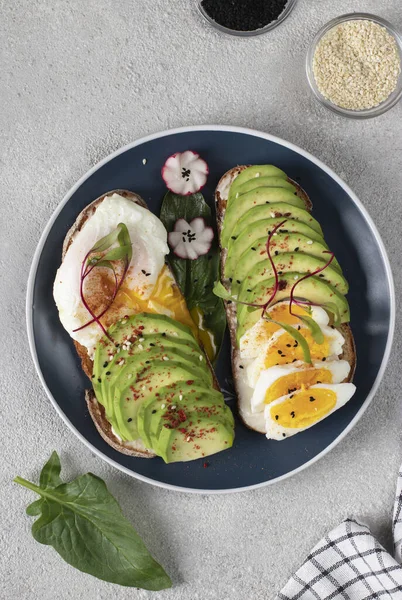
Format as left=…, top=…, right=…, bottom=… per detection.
left=53, top=190, right=234, bottom=462
left=214, top=165, right=356, bottom=439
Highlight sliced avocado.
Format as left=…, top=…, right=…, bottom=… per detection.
left=145, top=390, right=232, bottom=453
left=230, top=203, right=323, bottom=239
left=237, top=273, right=350, bottom=341
left=225, top=219, right=326, bottom=280
left=238, top=252, right=349, bottom=297
left=231, top=232, right=341, bottom=296
left=156, top=416, right=234, bottom=463
left=221, top=188, right=307, bottom=248
left=137, top=382, right=224, bottom=449
left=228, top=176, right=296, bottom=207
left=228, top=165, right=287, bottom=198
left=111, top=360, right=213, bottom=441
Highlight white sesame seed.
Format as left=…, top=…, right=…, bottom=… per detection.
left=142, top=158, right=147, bottom=165
left=294, top=275, right=299, bottom=280
left=306, top=240, right=313, bottom=245
left=186, top=436, right=191, bottom=442
left=108, top=355, right=113, bottom=361
left=142, top=385, right=146, bottom=391
left=163, top=356, right=169, bottom=361
left=255, top=173, right=260, bottom=178
left=139, top=338, right=144, bottom=342
left=161, top=404, right=166, bottom=409
left=199, top=355, right=203, bottom=361
left=171, top=405, right=176, bottom=410
left=172, top=332, right=178, bottom=337
left=179, top=394, right=183, bottom=401
left=138, top=344, right=143, bottom=350
left=235, top=193, right=239, bottom=198
left=313, top=20, right=401, bottom=110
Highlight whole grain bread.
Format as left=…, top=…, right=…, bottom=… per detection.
left=215, top=166, right=356, bottom=431
left=60, top=190, right=218, bottom=458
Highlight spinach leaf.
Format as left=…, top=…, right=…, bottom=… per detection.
left=160, top=191, right=226, bottom=361
left=15, top=452, right=171, bottom=590
left=26, top=451, right=62, bottom=517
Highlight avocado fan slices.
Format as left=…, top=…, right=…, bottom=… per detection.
left=92, top=313, right=234, bottom=463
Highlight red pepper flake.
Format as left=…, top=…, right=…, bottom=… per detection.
left=186, top=380, right=194, bottom=385
left=203, top=461, right=209, bottom=468
left=178, top=409, right=187, bottom=422
left=179, top=427, right=187, bottom=434
left=139, top=325, right=145, bottom=330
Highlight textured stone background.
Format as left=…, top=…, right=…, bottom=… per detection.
left=1, top=1, right=402, bottom=598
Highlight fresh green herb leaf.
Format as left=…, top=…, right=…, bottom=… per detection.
left=297, top=315, right=324, bottom=344
left=160, top=191, right=226, bottom=362
left=213, top=281, right=233, bottom=301
left=26, top=451, right=62, bottom=516
left=267, top=319, right=312, bottom=364
left=15, top=452, right=171, bottom=590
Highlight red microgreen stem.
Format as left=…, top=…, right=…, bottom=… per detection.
left=289, top=250, right=335, bottom=316
left=261, top=219, right=287, bottom=318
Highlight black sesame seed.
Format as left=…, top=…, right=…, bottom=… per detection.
left=317, top=380, right=322, bottom=384
left=150, top=343, right=155, bottom=347
left=227, top=300, right=232, bottom=304
left=278, top=271, right=283, bottom=275
left=319, top=274, right=325, bottom=278
left=106, top=371, right=111, bottom=375
left=309, top=396, right=315, bottom=402
left=247, top=288, right=252, bottom=292
left=91, top=374, right=95, bottom=379
left=278, top=350, right=283, bottom=355
left=292, top=358, right=297, bottom=363
left=145, top=361, right=150, bottom=364
left=291, top=411, right=295, bottom=418
left=229, top=278, right=233, bottom=283
left=152, top=410, right=157, bottom=414
left=141, top=269, right=146, bottom=274
left=275, top=415, right=279, bottom=421
left=236, top=280, right=241, bottom=284
left=294, top=341, right=298, bottom=347
left=282, top=433, right=286, bottom=437
left=127, top=418, right=133, bottom=422
left=97, top=378, right=101, bottom=383
left=251, top=247, right=256, bottom=251
left=286, top=344, right=291, bottom=348
left=231, top=236, right=237, bottom=240
left=274, top=251, right=279, bottom=256
left=239, top=365, right=244, bottom=369
left=294, top=247, right=299, bottom=252
left=103, top=361, right=108, bottom=368
left=162, top=332, right=166, bottom=336
left=322, top=357, right=326, bottom=361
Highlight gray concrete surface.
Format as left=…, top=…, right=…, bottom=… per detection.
left=1, top=0, right=402, bottom=598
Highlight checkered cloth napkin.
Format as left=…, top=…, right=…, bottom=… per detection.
left=277, top=468, right=402, bottom=599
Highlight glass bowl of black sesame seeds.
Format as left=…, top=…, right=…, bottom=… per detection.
left=306, top=13, right=402, bottom=119
left=197, top=0, right=298, bottom=37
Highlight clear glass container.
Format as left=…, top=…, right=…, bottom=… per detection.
left=197, top=0, right=298, bottom=37
left=306, top=13, right=402, bottom=119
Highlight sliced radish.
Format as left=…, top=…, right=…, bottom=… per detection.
left=162, top=151, right=209, bottom=195
left=168, top=217, right=214, bottom=260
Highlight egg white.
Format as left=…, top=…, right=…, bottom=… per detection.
left=264, top=383, right=356, bottom=440
left=250, top=360, right=351, bottom=413
left=53, top=194, right=169, bottom=357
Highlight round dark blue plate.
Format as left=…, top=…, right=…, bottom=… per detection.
left=27, top=126, right=395, bottom=493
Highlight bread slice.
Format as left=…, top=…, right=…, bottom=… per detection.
left=60, top=190, right=219, bottom=458
left=215, top=167, right=356, bottom=432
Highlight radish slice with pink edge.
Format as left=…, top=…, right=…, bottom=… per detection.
left=162, top=151, right=209, bottom=195
left=168, top=217, right=214, bottom=260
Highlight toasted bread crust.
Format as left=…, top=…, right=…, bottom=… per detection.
left=61, top=189, right=220, bottom=458
left=215, top=166, right=357, bottom=432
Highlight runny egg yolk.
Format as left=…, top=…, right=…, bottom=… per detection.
left=114, top=266, right=197, bottom=335
left=254, top=304, right=312, bottom=343
left=264, top=369, right=333, bottom=404
left=264, top=330, right=330, bottom=368
left=270, top=388, right=337, bottom=428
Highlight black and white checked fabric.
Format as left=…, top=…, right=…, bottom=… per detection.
left=277, top=470, right=402, bottom=599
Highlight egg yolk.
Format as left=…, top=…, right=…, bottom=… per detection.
left=263, top=330, right=330, bottom=368
left=244, top=304, right=313, bottom=348
left=264, top=369, right=332, bottom=404
left=114, top=266, right=197, bottom=336
left=270, top=388, right=337, bottom=428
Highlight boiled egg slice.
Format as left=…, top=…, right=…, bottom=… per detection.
left=239, top=302, right=329, bottom=359
left=264, top=383, right=356, bottom=440
left=246, top=324, right=345, bottom=386
left=251, top=360, right=351, bottom=413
